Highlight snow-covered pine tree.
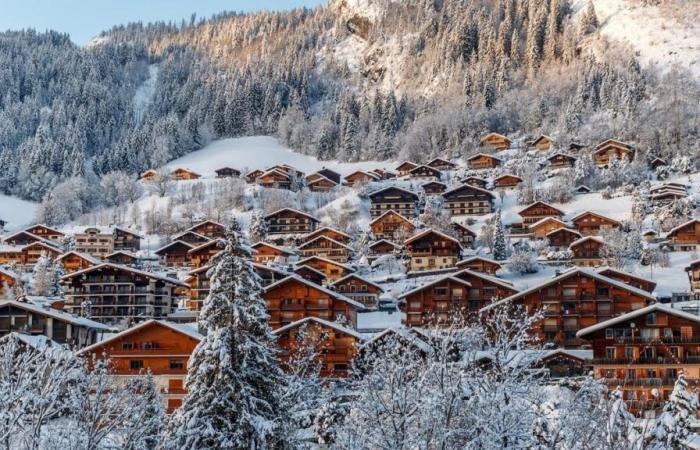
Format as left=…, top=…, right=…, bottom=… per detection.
left=492, top=209, right=508, bottom=261
left=32, top=252, right=53, bottom=296
left=578, top=1, right=599, bottom=36
left=649, top=371, right=698, bottom=449
left=248, top=210, right=268, bottom=244
left=120, top=373, right=166, bottom=450
left=162, top=220, right=285, bottom=450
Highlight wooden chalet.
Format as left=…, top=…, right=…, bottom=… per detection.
left=154, top=240, right=194, bottom=267
left=295, top=256, right=354, bottom=282
left=294, top=265, right=327, bottom=285
left=369, top=210, right=415, bottom=241
left=79, top=320, right=202, bottom=413
left=569, top=142, right=586, bottom=152
left=395, top=161, right=418, bottom=177
left=455, top=256, right=502, bottom=275
left=482, top=267, right=656, bottom=348
left=61, top=263, right=186, bottom=325
left=0, top=268, right=17, bottom=297
left=265, top=208, right=319, bottom=236
left=183, top=265, right=210, bottom=311
left=188, top=239, right=223, bottom=267
left=442, top=184, right=495, bottom=216
left=215, top=167, right=241, bottom=178
left=262, top=275, right=365, bottom=329
left=649, top=157, right=667, bottom=170
left=461, top=176, right=488, bottom=188
left=245, top=169, right=264, bottom=183
left=269, top=164, right=305, bottom=178
left=518, top=201, right=565, bottom=226
left=597, top=267, right=657, bottom=293
left=0, top=298, right=110, bottom=348
left=529, top=135, right=554, bottom=151
left=251, top=242, right=295, bottom=264
left=358, top=328, right=433, bottom=361
left=254, top=263, right=289, bottom=287
left=56, top=251, right=100, bottom=273
left=686, top=259, right=700, bottom=293
left=257, top=168, right=292, bottom=189
left=571, top=211, right=621, bottom=236
left=0, top=241, right=62, bottom=267
left=330, top=273, right=384, bottom=309
left=408, top=165, right=442, bottom=182
left=479, top=132, right=511, bottom=151
left=368, top=239, right=399, bottom=262
left=73, top=226, right=115, bottom=257
left=467, top=153, right=501, bottom=170
left=171, top=168, right=201, bottom=180
left=593, top=139, right=634, bottom=167
left=306, top=168, right=341, bottom=192
left=452, top=222, right=476, bottom=248
left=24, top=224, right=65, bottom=242
left=114, top=227, right=142, bottom=252
left=529, top=217, right=569, bottom=239
left=141, top=169, right=158, bottom=181
left=186, top=220, right=226, bottom=239
left=274, top=317, right=362, bottom=377
left=569, top=236, right=606, bottom=267
left=368, top=186, right=419, bottom=219
left=4, top=229, right=57, bottom=247
left=302, top=227, right=350, bottom=244
left=404, top=229, right=462, bottom=272
left=547, top=227, right=582, bottom=250
left=666, top=219, right=700, bottom=251
left=171, top=230, right=211, bottom=245
left=296, top=236, right=352, bottom=263
left=577, top=304, right=700, bottom=417
left=575, top=185, right=592, bottom=194
left=105, top=250, right=139, bottom=266
left=344, top=170, right=379, bottom=186
left=422, top=181, right=447, bottom=195
left=548, top=152, right=577, bottom=169
left=371, top=168, right=397, bottom=180
left=426, top=157, right=456, bottom=170
left=493, top=174, right=522, bottom=188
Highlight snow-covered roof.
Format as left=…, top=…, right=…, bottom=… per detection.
left=409, top=164, right=442, bottom=175
left=303, top=226, right=351, bottom=241
left=0, top=332, right=69, bottom=355
left=368, top=209, right=413, bottom=226
left=570, top=210, right=621, bottom=225
left=264, top=208, right=319, bottom=222
left=61, top=263, right=187, bottom=287
left=78, top=319, right=203, bottom=355
left=467, top=152, right=501, bottom=162
left=398, top=275, right=472, bottom=299
left=404, top=228, right=462, bottom=248
left=329, top=273, right=385, bottom=292
left=272, top=316, right=364, bottom=340
left=3, top=230, right=61, bottom=248
left=528, top=217, right=569, bottom=230
left=251, top=241, right=295, bottom=255
left=296, top=235, right=351, bottom=251
left=55, top=250, right=101, bottom=265
left=154, top=239, right=195, bottom=254
left=361, top=327, right=432, bottom=353
left=442, top=183, right=495, bottom=199
left=596, top=266, right=656, bottom=286
left=344, top=170, right=380, bottom=180
left=369, top=239, right=400, bottom=250
left=263, top=275, right=366, bottom=310
left=545, top=227, right=581, bottom=238
left=666, top=218, right=700, bottom=237
left=172, top=230, right=212, bottom=242
left=577, top=303, right=700, bottom=338
left=186, top=219, right=226, bottom=232
left=518, top=201, right=565, bottom=216
left=367, top=185, right=419, bottom=199
left=568, top=235, right=605, bottom=249
left=454, top=268, right=516, bottom=290
left=295, top=255, right=354, bottom=272
left=0, top=299, right=111, bottom=330
left=187, top=238, right=224, bottom=254
left=494, top=173, right=523, bottom=181
left=456, top=255, right=503, bottom=267
left=293, top=264, right=327, bottom=279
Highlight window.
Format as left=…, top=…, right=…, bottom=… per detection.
left=129, top=360, right=144, bottom=370
left=605, top=329, right=614, bottom=339
left=646, top=313, right=656, bottom=325
left=596, top=287, right=610, bottom=298
left=627, top=369, right=636, bottom=380
left=434, top=287, right=448, bottom=296
left=170, top=360, right=184, bottom=370
left=122, top=342, right=133, bottom=350
left=605, top=347, right=616, bottom=359
left=669, top=347, right=679, bottom=358
left=142, top=341, right=154, bottom=349
left=625, top=347, right=634, bottom=358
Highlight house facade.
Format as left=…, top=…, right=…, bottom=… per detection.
left=442, top=185, right=494, bottom=216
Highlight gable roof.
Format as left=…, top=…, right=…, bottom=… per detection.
left=426, top=157, right=456, bottom=168
left=55, top=250, right=101, bottom=265
left=594, top=138, right=633, bottom=152
left=329, top=273, right=384, bottom=292
left=302, top=226, right=351, bottom=242
left=548, top=152, right=576, bottom=161
left=368, top=185, right=419, bottom=200
left=545, top=227, right=581, bottom=238
left=172, top=230, right=212, bottom=242
left=404, top=228, right=462, bottom=248
left=369, top=239, right=400, bottom=250
left=577, top=303, right=696, bottom=338
left=187, top=239, right=225, bottom=254
left=264, top=208, right=320, bottom=222
left=467, top=152, right=501, bottom=162
left=518, top=201, right=565, bottom=216
left=398, top=274, right=473, bottom=299
left=3, top=230, right=62, bottom=248
left=296, top=235, right=352, bottom=251
left=186, top=220, right=226, bottom=232
left=530, top=135, right=554, bottom=146
left=78, top=320, right=202, bottom=355
left=293, top=264, right=327, bottom=280
left=361, top=327, right=432, bottom=353
left=409, top=165, right=442, bottom=176
left=369, top=210, right=414, bottom=226
left=596, top=266, right=657, bottom=290
left=442, top=183, right=495, bottom=199
left=569, top=235, right=606, bottom=249
left=454, top=268, right=516, bottom=291
left=667, top=219, right=700, bottom=237
left=570, top=210, right=621, bottom=226
left=528, top=217, right=569, bottom=230
left=154, top=239, right=195, bottom=255
left=251, top=242, right=295, bottom=256
left=344, top=170, right=380, bottom=181
left=480, top=132, right=510, bottom=143
left=264, top=275, right=366, bottom=310
left=61, top=263, right=187, bottom=287
left=0, top=299, right=110, bottom=330
left=272, top=316, right=364, bottom=340
left=456, top=256, right=503, bottom=268
left=25, top=224, right=65, bottom=236
left=295, top=256, right=355, bottom=272
left=395, top=161, right=418, bottom=171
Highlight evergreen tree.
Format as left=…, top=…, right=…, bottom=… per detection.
left=248, top=210, right=268, bottom=244
left=492, top=209, right=508, bottom=261
left=649, top=371, right=698, bottom=449
left=162, top=220, right=284, bottom=449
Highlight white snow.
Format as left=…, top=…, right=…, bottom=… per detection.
left=0, top=194, right=38, bottom=231
left=163, top=136, right=395, bottom=178
left=133, top=64, right=159, bottom=123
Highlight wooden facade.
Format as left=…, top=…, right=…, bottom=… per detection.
left=187, top=220, right=226, bottom=238
left=479, top=132, right=511, bottom=151
left=187, top=239, right=223, bottom=267
left=593, top=139, right=634, bottom=167
left=296, top=236, right=351, bottom=263
left=369, top=210, right=415, bottom=241
left=404, top=229, right=462, bottom=272
left=274, top=317, right=362, bottom=378
left=493, top=174, right=522, bottom=188
left=461, top=176, right=488, bottom=188
left=395, top=161, right=418, bottom=177
left=215, top=167, right=241, bottom=178
left=452, top=222, right=476, bottom=248
left=24, top=224, right=65, bottom=242
left=344, top=170, right=379, bottom=185
left=368, top=239, right=399, bottom=262
left=61, top=263, right=186, bottom=324
left=262, top=275, right=364, bottom=329
left=667, top=219, right=700, bottom=251
left=306, top=170, right=339, bottom=192
left=547, top=227, right=582, bottom=250
left=442, top=184, right=494, bottom=216
left=0, top=241, right=62, bottom=267
left=529, top=217, right=569, bottom=239
left=0, top=268, right=17, bottom=297
left=368, top=186, right=419, bottom=219
left=245, top=169, right=264, bottom=183
left=302, top=227, right=350, bottom=244
left=578, top=304, right=700, bottom=417
left=455, top=256, right=502, bottom=275
left=79, top=320, right=202, bottom=413
left=427, top=158, right=456, bottom=170
left=154, top=240, right=194, bottom=267
left=114, top=227, right=142, bottom=252
left=171, top=168, right=201, bottom=180
left=569, top=236, right=606, bottom=267
left=422, top=181, right=447, bottom=195
left=294, top=256, right=354, bottom=282
left=56, top=251, right=100, bottom=273
left=467, top=153, right=501, bottom=170
left=685, top=259, right=700, bottom=292
left=485, top=268, right=655, bottom=348
left=571, top=211, right=621, bottom=236
left=141, top=169, right=158, bottom=181
left=530, top=135, right=554, bottom=151
left=548, top=152, right=577, bottom=169
left=330, top=274, right=383, bottom=309
left=518, top=201, right=565, bottom=226
left=597, top=267, right=657, bottom=293
left=257, top=169, right=292, bottom=189
left=251, top=242, right=294, bottom=264
left=265, top=208, right=320, bottom=236
left=294, top=265, right=327, bottom=285
left=408, top=165, right=442, bottom=182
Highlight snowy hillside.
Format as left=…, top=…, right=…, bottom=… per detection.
left=0, top=194, right=38, bottom=231
left=163, top=136, right=395, bottom=178
left=576, top=0, right=700, bottom=77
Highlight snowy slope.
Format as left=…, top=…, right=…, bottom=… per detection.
left=0, top=194, right=39, bottom=231
left=575, top=0, right=700, bottom=77
left=164, top=136, right=396, bottom=178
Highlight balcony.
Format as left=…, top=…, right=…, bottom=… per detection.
left=601, top=378, right=699, bottom=387
left=593, top=356, right=700, bottom=365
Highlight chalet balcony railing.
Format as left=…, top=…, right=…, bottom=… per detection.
left=601, top=378, right=700, bottom=387
left=593, top=356, right=700, bottom=365
left=280, top=303, right=304, bottom=311
left=610, top=336, right=700, bottom=345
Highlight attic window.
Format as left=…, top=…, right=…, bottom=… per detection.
left=122, top=342, right=133, bottom=350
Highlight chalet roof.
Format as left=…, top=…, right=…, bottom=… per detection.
left=422, top=181, right=447, bottom=188
left=0, top=332, right=67, bottom=354
left=548, top=152, right=577, bottom=161
left=22, top=241, right=62, bottom=253
left=264, top=275, right=366, bottom=310
left=517, top=201, right=565, bottom=217
left=215, top=166, right=241, bottom=173
left=264, top=208, right=320, bottom=222
left=141, top=169, right=158, bottom=176
left=442, top=183, right=495, bottom=199
left=369, top=239, right=400, bottom=250
left=467, top=152, right=501, bottom=162
left=426, top=157, right=456, bottom=168
left=306, top=172, right=338, bottom=186
left=272, top=316, right=364, bottom=340
left=528, top=217, right=569, bottom=230
left=576, top=303, right=699, bottom=338
left=460, top=176, right=488, bottom=183
left=479, top=132, right=510, bottom=143
left=105, top=250, right=139, bottom=259
left=302, top=226, right=351, bottom=241
left=3, top=230, right=62, bottom=248
left=569, top=142, right=586, bottom=150
left=594, top=138, right=633, bottom=151
left=451, top=222, right=476, bottom=235
left=252, top=262, right=290, bottom=277
left=172, top=167, right=201, bottom=177
left=494, top=173, right=523, bottom=181
left=296, top=235, right=352, bottom=251
left=171, top=230, right=211, bottom=242
left=61, top=263, right=187, bottom=287
left=361, top=327, right=432, bottom=353
left=575, top=185, right=591, bottom=192
left=454, top=268, right=516, bottom=291
left=295, top=256, right=355, bottom=272
left=344, top=170, right=380, bottom=182
left=368, top=185, right=419, bottom=200
left=596, top=266, right=657, bottom=289
left=0, top=299, right=111, bottom=330
left=481, top=267, right=656, bottom=313
left=186, top=220, right=226, bottom=232
left=0, top=266, right=18, bottom=279
left=569, top=235, right=605, bottom=249
left=251, top=242, right=295, bottom=256
left=259, top=168, right=291, bottom=180
left=293, top=264, right=327, bottom=279
left=666, top=219, right=700, bottom=237
left=545, top=227, right=581, bottom=238
left=154, top=239, right=195, bottom=255
left=187, top=239, right=224, bottom=254
left=330, top=273, right=384, bottom=293
left=570, top=210, right=621, bottom=226
left=456, top=256, right=503, bottom=268
left=649, top=157, right=667, bottom=165
left=317, top=168, right=342, bottom=183
left=78, top=320, right=203, bottom=355
left=530, top=135, right=554, bottom=146
left=395, top=161, right=418, bottom=171
left=25, top=224, right=65, bottom=236
left=398, top=275, right=472, bottom=299
left=55, top=250, right=101, bottom=265
left=369, top=210, right=414, bottom=226
left=404, top=228, right=463, bottom=248
left=408, top=165, right=442, bottom=176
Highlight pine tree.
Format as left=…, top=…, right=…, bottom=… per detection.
left=649, top=372, right=698, bottom=449
left=492, top=209, right=508, bottom=261
left=32, top=252, right=53, bottom=296
left=579, top=1, right=599, bottom=36
left=248, top=210, right=268, bottom=243
left=162, top=220, right=284, bottom=449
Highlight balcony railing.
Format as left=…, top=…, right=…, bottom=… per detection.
left=593, top=356, right=700, bottom=365
left=601, top=377, right=699, bottom=387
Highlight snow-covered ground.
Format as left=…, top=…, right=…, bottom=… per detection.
left=0, top=194, right=38, bottom=231
left=575, top=0, right=700, bottom=77
left=164, top=136, right=396, bottom=178
left=133, top=64, right=159, bottom=123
